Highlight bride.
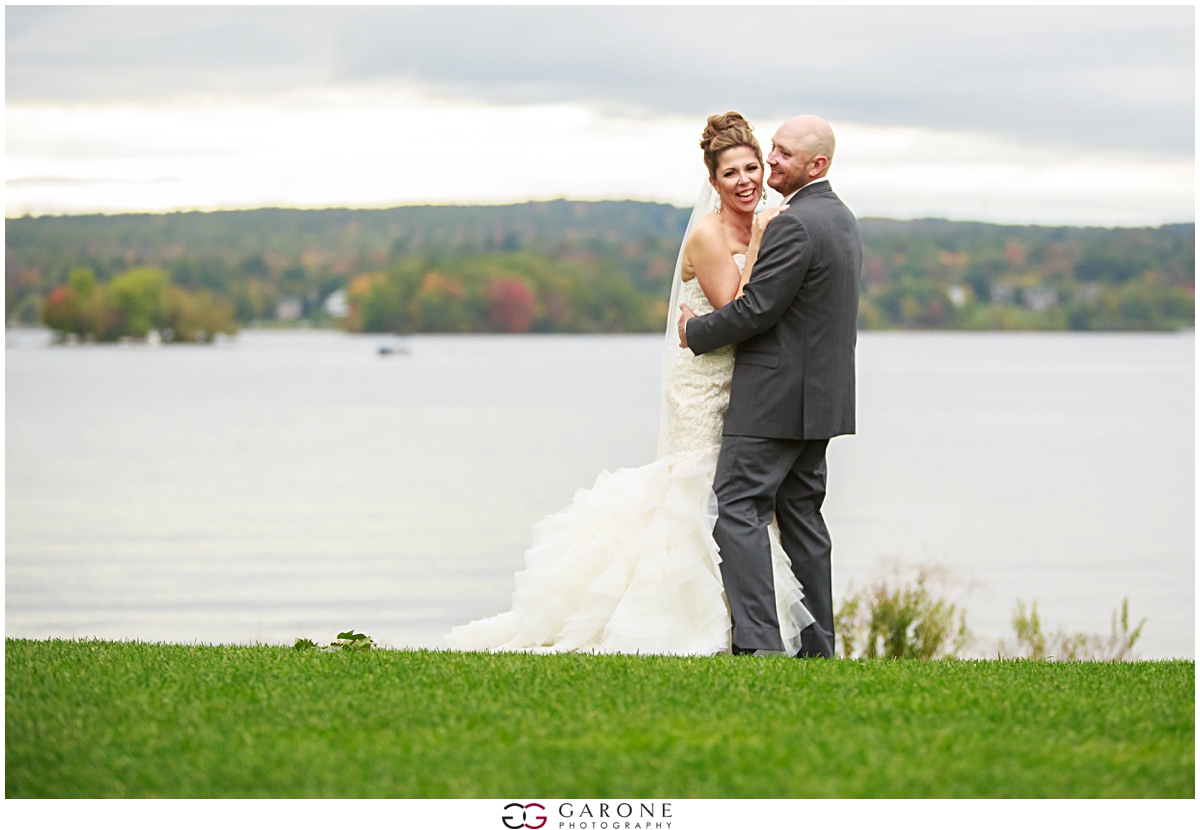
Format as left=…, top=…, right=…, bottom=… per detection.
left=446, top=112, right=814, bottom=656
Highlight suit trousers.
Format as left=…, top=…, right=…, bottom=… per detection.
left=712, top=435, right=835, bottom=657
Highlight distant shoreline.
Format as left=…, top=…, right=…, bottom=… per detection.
left=8, top=203, right=1192, bottom=335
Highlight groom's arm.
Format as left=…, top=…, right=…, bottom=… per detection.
left=685, top=215, right=812, bottom=355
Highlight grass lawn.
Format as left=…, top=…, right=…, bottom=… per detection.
left=5, top=639, right=1193, bottom=798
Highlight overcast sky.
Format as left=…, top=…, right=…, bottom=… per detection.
left=5, top=4, right=1195, bottom=225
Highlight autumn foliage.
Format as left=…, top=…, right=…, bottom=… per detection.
left=40, top=267, right=237, bottom=343
left=486, top=278, right=537, bottom=333
left=343, top=252, right=655, bottom=334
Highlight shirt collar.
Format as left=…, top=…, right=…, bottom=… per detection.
left=781, top=177, right=829, bottom=205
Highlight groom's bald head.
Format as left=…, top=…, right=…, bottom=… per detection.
left=767, top=115, right=836, bottom=197
left=781, top=115, right=836, bottom=161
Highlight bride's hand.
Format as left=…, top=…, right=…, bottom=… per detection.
left=751, top=205, right=788, bottom=244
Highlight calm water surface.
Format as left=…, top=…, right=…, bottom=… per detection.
left=6, top=329, right=1194, bottom=657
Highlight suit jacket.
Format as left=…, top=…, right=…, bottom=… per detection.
left=685, top=180, right=861, bottom=440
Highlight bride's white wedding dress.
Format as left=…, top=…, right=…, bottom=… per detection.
left=445, top=253, right=815, bottom=656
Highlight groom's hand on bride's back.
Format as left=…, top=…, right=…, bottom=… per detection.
left=678, top=303, right=696, bottom=348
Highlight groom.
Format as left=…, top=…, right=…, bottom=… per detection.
left=678, top=115, right=861, bottom=658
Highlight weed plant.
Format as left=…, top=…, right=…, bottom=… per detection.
left=835, top=564, right=1149, bottom=663
left=1002, top=598, right=1146, bottom=661
left=835, top=564, right=973, bottom=659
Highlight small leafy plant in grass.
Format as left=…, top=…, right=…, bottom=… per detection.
left=835, top=563, right=973, bottom=659
left=1000, top=598, right=1146, bottom=661
left=293, top=629, right=375, bottom=652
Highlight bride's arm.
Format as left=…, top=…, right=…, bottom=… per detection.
left=736, top=206, right=789, bottom=298
left=685, top=223, right=743, bottom=310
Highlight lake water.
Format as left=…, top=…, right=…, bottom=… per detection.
left=5, top=329, right=1194, bottom=658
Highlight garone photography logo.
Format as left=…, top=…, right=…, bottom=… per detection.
left=502, top=802, right=548, bottom=830
left=502, top=801, right=674, bottom=829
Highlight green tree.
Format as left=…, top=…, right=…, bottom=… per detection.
left=68, top=266, right=96, bottom=300
left=108, top=267, right=167, bottom=337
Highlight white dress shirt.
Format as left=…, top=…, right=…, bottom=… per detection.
left=780, top=177, right=829, bottom=205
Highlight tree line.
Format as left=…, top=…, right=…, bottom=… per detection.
left=6, top=201, right=1193, bottom=336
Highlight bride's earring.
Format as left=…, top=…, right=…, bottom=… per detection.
left=713, top=192, right=722, bottom=213
left=761, top=188, right=767, bottom=203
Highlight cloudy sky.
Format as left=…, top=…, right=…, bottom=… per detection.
left=5, top=4, right=1195, bottom=225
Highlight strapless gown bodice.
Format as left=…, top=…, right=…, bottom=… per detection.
left=664, top=255, right=742, bottom=458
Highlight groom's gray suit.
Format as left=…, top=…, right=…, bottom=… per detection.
left=685, top=180, right=861, bottom=657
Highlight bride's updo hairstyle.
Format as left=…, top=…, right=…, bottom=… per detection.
left=700, top=112, right=762, bottom=178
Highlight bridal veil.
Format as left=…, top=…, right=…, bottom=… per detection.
left=656, top=179, right=719, bottom=459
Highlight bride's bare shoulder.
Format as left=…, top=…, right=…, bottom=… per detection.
left=690, top=212, right=722, bottom=234
left=682, top=217, right=727, bottom=282
left=684, top=215, right=725, bottom=255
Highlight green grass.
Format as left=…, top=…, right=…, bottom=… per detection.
left=5, top=639, right=1193, bottom=798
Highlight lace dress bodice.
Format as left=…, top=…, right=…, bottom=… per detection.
left=663, top=254, right=744, bottom=458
